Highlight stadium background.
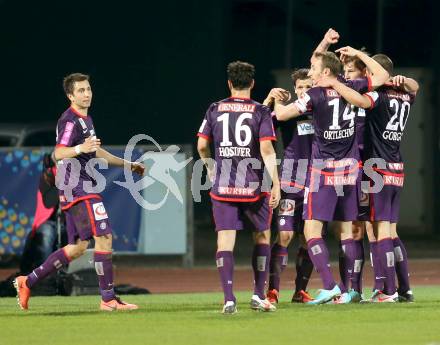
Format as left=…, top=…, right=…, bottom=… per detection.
left=0, top=0, right=439, bottom=263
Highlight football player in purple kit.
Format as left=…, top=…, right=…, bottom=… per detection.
left=197, top=61, right=281, bottom=314
left=313, top=29, right=376, bottom=303
left=273, top=49, right=389, bottom=304
left=14, top=73, right=145, bottom=311
left=263, top=69, right=315, bottom=304
left=328, top=51, right=418, bottom=302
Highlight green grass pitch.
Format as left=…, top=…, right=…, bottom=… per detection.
left=1, top=287, right=440, bottom=345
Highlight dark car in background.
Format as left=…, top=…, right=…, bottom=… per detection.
left=0, top=123, right=56, bottom=147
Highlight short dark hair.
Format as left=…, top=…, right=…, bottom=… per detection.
left=344, top=47, right=369, bottom=71
left=63, top=73, right=90, bottom=96
left=313, top=52, right=342, bottom=76
left=227, top=61, right=255, bottom=90
left=291, top=68, right=310, bottom=86
left=372, top=54, right=394, bottom=75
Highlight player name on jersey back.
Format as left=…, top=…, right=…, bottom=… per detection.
left=218, top=146, right=251, bottom=158
left=197, top=97, right=276, bottom=202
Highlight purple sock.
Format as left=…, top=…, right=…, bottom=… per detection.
left=378, top=238, right=396, bottom=295
left=370, top=242, right=383, bottom=291
left=268, top=244, right=288, bottom=291
left=94, top=251, right=116, bottom=302
left=338, top=242, right=347, bottom=290
left=295, top=247, right=314, bottom=292
left=393, top=237, right=410, bottom=293
left=351, top=239, right=365, bottom=293
left=340, top=239, right=355, bottom=293
left=252, top=244, right=270, bottom=299
left=216, top=251, right=235, bottom=303
left=26, top=249, right=70, bottom=288
left=307, top=238, right=336, bottom=290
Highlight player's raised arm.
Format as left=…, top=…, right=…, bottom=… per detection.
left=316, top=77, right=372, bottom=109
left=95, top=147, right=145, bottom=175
left=314, top=28, right=340, bottom=54
left=391, top=75, right=419, bottom=93
left=263, top=88, right=291, bottom=107
left=273, top=101, right=302, bottom=121
left=336, top=46, right=389, bottom=88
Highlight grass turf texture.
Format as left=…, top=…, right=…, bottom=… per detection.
left=1, top=287, right=440, bottom=345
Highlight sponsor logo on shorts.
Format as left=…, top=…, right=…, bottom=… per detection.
left=100, top=222, right=107, bottom=230
left=279, top=218, right=286, bottom=226
left=279, top=199, right=295, bottom=216
left=92, top=202, right=108, bottom=221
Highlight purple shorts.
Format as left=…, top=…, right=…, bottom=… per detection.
left=303, top=170, right=359, bottom=222
left=64, top=198, right=112, bottom=244
left=368, top=182, right=402, bottom=223
left=276, top=189, right=305, bottom=233
left=211, top=195, right=272, bottom=232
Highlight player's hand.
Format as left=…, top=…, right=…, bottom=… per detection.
left=335, top=46, right=359, bottom=61
left=315, top=76, right=335, bottom=88
left=269, top=88, right=291, bottom=102
left=269, top=184, right=281, bottom=209
left=324, top=28, right=340, bottom=45
left=80, top=136, right=101, bottom=153
left=392, top=75, right=406, bottom=87
left=131, top=162, right=145, bottom=176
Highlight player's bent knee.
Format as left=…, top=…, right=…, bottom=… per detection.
left=278, top=231, right=293, bottom=246
left=254, top=230, right=270, bottom=245
left=94, top=234, right=113, bottom=252
left=65, top=240, right=89, bottom=259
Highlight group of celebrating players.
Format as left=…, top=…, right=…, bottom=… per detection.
left=197, top=28, right=418, bottom=314
left=11, top=27, right=417, bottom=315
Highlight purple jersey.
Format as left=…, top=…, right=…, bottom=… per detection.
left=56, top=107, right=100, bottom=209
left=364, top=85, right=416, bottom=164
left=197, top=97, right=276, bottom=202
left=294, top=77, right=371, bottom=166
left=273, top=112, right=313, bottom=188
